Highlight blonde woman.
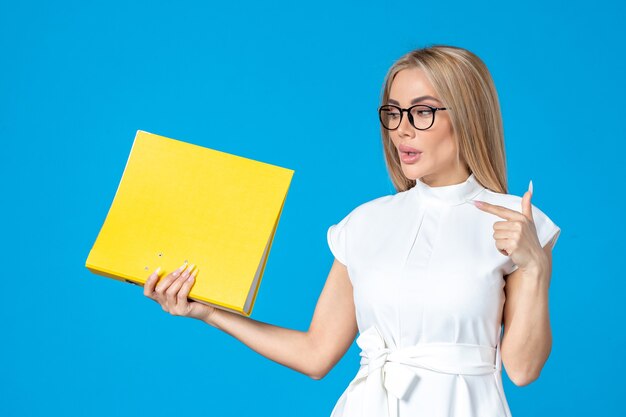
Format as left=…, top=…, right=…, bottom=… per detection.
left=143, top=45, right=561, bottom=417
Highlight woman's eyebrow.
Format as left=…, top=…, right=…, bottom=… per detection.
left=388, top=95, right=442, bottom=105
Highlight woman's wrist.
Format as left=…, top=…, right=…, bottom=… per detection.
left=201, top=307, right=221, bottom=328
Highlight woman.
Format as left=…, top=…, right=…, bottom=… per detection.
left=143, top=45, right=561, bottom=417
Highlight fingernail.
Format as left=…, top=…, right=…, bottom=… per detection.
left=174, top=262, right=188, bottom=277
left=188, top=269, right=198, bottom=281
left=528, top=179, right=533, bottom=195
left=155, top=266, right=162, bottom=276
left=466, top=199, right=482, bottom=207
left=187, top=264, right=196, bottom=274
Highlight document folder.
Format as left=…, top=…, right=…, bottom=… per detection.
left=85, top=130, right=294, bottom=316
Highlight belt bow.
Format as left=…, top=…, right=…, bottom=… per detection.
left=338, top=326, right=498, bottom=417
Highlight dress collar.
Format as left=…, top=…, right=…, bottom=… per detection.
left=410, top=172, right=485, bottom=207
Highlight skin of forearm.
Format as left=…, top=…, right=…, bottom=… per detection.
left=502, top=266, right=552, bottom=384
left=202, top=308, right=322, bottom=379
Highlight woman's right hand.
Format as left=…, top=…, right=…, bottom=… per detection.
left=143, top=262, right=216, bottom=322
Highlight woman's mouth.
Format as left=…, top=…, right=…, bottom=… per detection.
left=400, top=150, right=422, bottom=164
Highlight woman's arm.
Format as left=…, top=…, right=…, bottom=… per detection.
left=206, top=259, right=357, bottom=379
left=145, top=259, right=358, bottom=380
left=500, top=243, right=553, bottom=386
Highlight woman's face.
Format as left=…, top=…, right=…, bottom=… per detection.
left=387, top=67, right=469, bottom=186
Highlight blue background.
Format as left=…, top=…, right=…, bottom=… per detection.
left=1, top=0, right=624, bottom=416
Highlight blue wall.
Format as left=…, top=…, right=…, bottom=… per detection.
left=1, top=1, right=624, bottom=416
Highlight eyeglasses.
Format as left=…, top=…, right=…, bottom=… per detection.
left=378, top=104, right=449, bottom=131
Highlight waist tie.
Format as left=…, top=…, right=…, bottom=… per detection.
left=343, top=326, right=498, bottom=417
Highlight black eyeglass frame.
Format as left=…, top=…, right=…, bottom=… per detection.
left=378, top=104, right=449, bottom=131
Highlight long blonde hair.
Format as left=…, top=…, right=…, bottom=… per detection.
left=380, top=45, right=508, bottom=194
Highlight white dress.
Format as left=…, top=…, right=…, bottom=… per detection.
left=326, top=172, right=561, bottom=417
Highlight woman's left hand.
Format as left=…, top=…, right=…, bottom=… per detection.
left=471, top=182, right=547, bottom=272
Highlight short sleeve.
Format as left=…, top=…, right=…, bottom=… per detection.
left=533, top=204, right=561, bottom=250
left=327, top=211, right=353, bottom=267
left=507, top=204, right=561, bottom=274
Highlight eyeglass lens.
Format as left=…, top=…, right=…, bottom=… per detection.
left=379, top=105, right=436, bottom=130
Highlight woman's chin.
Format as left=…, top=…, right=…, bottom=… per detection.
left=402, top=166, right=425, bottom=181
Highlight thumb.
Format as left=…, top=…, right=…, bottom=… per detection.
left=522, top=179, right=534, bottom=221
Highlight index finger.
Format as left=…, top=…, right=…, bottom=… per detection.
left=471, top=200, right=524, bottom=221
left=143, top=266, right=162, bottom=297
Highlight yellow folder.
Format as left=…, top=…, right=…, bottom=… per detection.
left=85, top=130, right=294, bottom=316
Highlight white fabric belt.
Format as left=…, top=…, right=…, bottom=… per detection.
left=341, top=326, right=499, bottom=417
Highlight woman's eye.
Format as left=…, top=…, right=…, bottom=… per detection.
left=387, top=112, right=400, bottom=119
left=415, top=110, right=433, bottom=117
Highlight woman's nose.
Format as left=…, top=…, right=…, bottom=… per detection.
left=396, top=111, right=415, bottom=137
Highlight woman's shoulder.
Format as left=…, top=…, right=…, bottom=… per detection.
left=480, top=188, right=553, bottom=217
left=341, top=189, right=411, bottom=222
left=326, top=191, right=405, bottom=266
left=327, top=189, right=410, bottom=239
left=479, top=188, right=524, bottom=210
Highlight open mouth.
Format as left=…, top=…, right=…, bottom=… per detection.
left=400, top=150, right=422, bottom=163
